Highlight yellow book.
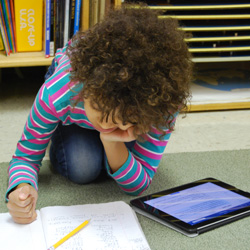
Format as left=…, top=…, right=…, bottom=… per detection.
left=14, top=0, right=43, bottom=52
left=0, top=34, right=4, bottom=51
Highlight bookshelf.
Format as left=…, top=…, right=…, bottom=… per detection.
left=1, top=0, right=249, bottom=111
left=0, top=0, right=122, bottom=68
left=125, top=0, right=250, bottom=112
left=0, top=51, right=53, bottom=67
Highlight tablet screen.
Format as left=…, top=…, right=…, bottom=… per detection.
left=144, top=182, right=250, bottom=225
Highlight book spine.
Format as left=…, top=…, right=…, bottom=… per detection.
left=49, top=0, right=54, bottom=56
left=99, top=0, right=105, bottom=22
left=6, top=0, right=15, bottom=52
left=81, top=0, right=89, bottom=31
left=59, top=0, right=65, bottom=48
left=1, top=0, right=13, bottom=52
left=92, top=0, right=98, bottom=26
left=69, top=0, right=75, bottom=38
left=89, top=0, right=92, bottom=27
left=63, top=0, right=70, bottom=46
left=5, top=0, right=13, bottom=53
left=9, top=0, right=16, bottom=52
left=0, top=1, right=10, bottom=55
left=54, top=0, right=60, bottom=51
left=73, top=0, right=81, bottom=34
left=45, top=0, right=51, bottom=57
left=14, top=0, right=43, bottom=52
left=0, top=15, right=10, bottom=55
left=0, top=32, right=4, bottom=50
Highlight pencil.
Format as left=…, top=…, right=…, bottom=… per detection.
left=47, top=219, right=90, bottom=250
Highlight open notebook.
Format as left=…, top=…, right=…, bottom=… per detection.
left=0, top=201, right=150, bottom=250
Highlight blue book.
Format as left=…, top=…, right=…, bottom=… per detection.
left=0, top=1, right=10, bottom=55
left=73, top=0, right=81, bottom=34
left=1, top=0, right=13, bottom=52
left=49, top=0, right=55, bottom=56
left=6, top=0, right=15, bottom=52
left=45, top=0, right=51, bottom=57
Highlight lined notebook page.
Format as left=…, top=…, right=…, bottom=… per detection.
left=41, top=201, right=150, bottom=250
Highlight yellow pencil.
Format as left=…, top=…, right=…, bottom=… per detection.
left=47, top=219, right=90, bottom=250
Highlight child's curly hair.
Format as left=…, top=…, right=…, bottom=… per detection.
left=67, top=4, right=192, bottom=137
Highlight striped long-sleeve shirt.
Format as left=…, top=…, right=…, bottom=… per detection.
left=7, top=42, right=176, bottom=199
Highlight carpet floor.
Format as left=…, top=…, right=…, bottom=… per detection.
left=1, top=150, right=250, bottom=250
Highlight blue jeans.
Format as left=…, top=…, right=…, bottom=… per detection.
left=45, top=60, right=135, bottom=184
left=49, top=122, right=106, bottom=184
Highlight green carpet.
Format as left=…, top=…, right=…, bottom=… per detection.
left=1, top=150, right=250, bottom=250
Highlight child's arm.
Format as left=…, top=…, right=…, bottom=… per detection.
left=100, top=126, right=136, bottom=173
left=6, top=83, right=60, bottom=223
left=100, top=124, right=173, bottom=196
left=6, top=84, right=59, bottom=200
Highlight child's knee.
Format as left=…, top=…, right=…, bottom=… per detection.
left=67, top=155, right=103, bottom=184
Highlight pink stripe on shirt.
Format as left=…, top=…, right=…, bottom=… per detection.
left=113, top=157, right=134, bottom=179
left=57, top=55, right=69, bottom=67
left=144, top=134, right=168, bottom=147
left=8, top=161, right=40, bottom=172
left=28, top=138, right=51, bottom=145
left=118, top=162, right=141, bottom=185
left=33, top=101, right=56, bottom=125
left=24, top=122, right=52, bottom=138
left=9, top=165, right=38, bottom=176
left=29, top=110, right=45, bottom=129
left=10, top=178, right=38, bottom=190
left=51, top=84, right=71, bottom=104
left=9, top=172, right=37, bottom=184
left=150, top=126, right=171, bottom=135
left=38, top=86, right=57, bottom=116
left=57, top=105, right=86, bottom=117
left=134, top=155, right=156, bottom=173
left=120, top=174, right=148, bottom=193
left=63, top=116, right=93, bottom=127
left=17, top=143, right=46, bottom=156
left=46, top=64, right=70, bottom=89
left=134, top=143, right=163, bottom=160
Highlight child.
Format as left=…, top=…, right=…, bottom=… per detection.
left=6, top=4, right=192, bottom=224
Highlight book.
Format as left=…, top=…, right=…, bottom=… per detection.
left=6, top=0, right=16, bottom=52
left=58, top=0, right=65, bottom=48
left=74, top=0, right=81, bottom=34
left=69, top=0, right=76, bottom=38
left=14, top=0, right=43, bottom=52
left=0, top=2, right=10, bottom=55
left=49, top=0, right=55, bottom=56
left=81, top=0, right=89, bottom=31
left=54, top=0, right=60, bottom=51
left=99, top=0, right=105, bottom=22
left=91, top=0, right=98, bottom=27
left=9, top=0, right=16, bottom=52
left=45, top=0, right=51, bottom=57
left=0, top=19, right=10, bottom=55
left=0, top=32, right=4, bottom=50
left=1, top=0, right=14, bottom=52
left=63, top=0, right=70, bottom=46
left=0, top=201, right=150, bottom=250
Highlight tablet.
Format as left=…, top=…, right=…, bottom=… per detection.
left=130, top=178, right=250, bottom=237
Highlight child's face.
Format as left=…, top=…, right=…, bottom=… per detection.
left=84, top=98, right=134, bottom=133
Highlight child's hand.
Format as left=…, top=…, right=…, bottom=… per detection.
left=7, top=183, right=38, bottom=224
left=100, top=126, right=137, bottom=142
